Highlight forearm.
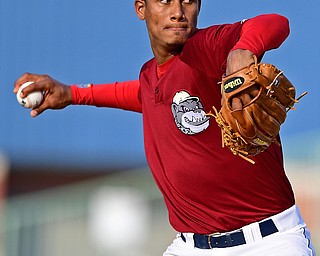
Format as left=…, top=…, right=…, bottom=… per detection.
left=70, top=80, right=142, bottom=113
left=232, top=14, right=290, bottom=57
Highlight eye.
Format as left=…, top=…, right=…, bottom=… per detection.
left=183, top=106, right=190, bottom=112
left=159, top=0, right=170, bottom=3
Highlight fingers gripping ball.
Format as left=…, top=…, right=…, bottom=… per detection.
left=17, top=82, right=44, bottom=108
left=207, top=56, right=307, bottom=164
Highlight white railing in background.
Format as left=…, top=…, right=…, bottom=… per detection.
left=0, top=169, right=175, bottom=256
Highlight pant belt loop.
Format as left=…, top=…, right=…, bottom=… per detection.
left=242, top=222, right=262, bottom=244
left=182, top=233, right=195, bottom=246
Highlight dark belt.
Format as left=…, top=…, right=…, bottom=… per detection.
left=181, top=219, right=278, bottom=249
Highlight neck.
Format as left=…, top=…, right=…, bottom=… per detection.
left=151, top=44, right=183, bottom=65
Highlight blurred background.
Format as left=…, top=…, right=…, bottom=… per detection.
left=0, top=0, right=319, bottom=255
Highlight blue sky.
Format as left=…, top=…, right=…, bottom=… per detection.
left=0, top=0, right=319, bottom=170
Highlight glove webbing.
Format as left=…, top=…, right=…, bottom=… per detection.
left=206, top=107, right=256, bottom=164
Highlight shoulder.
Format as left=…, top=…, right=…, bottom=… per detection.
left=188, top=22, right=243, bottom=42
left=179, top=22, right=243, bottom=77
left=141, top=58, right=156, bottom=73
left=183, top=22, right=243, bottom=54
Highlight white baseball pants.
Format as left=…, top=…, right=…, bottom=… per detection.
left=163, top=205, right=316, bottom=256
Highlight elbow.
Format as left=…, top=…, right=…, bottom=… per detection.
left=255, top=13, right=290, bottom=43
left=265, top=14, right=290, bottom=39
left=274, top=14, right=290, bottom=38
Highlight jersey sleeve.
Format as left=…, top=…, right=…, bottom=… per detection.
left=70, top=80, right=142, bottom=113
left=231, top=14, right=290, bottom=57
left=180, top=14, right=289, bottom=78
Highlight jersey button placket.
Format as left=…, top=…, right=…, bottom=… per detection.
left=154, top=86, right=162, bottom=104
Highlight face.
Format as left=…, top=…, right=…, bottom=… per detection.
left=135, top=0, right=200, bottom=59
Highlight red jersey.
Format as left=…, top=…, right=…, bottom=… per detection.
left=71, top=15, right=294, bottom=234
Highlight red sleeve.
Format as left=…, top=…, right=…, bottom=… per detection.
left=231, top=14, right=290, bottom=57
left=70, top=80, right=142, bottom=113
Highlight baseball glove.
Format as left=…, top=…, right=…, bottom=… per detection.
left=207, top=56, right=307, bottom=164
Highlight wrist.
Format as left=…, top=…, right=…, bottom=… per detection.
left=226, top=49, right=255, bottom=75
left=64, top=85, right=74, bottom=105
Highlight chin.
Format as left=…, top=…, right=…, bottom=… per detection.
left=167, top=37, right=189, bottom=48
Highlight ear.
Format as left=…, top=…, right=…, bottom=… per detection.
left=197, top=0, right=201, bottom=14
left=134, top=0, right=146, bottom=20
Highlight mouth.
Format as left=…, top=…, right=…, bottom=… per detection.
left=166, top=27, right=188, bottom=31
left=164, top=25, right=189, bottom=32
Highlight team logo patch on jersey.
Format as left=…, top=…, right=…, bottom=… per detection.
left=223, top=77, right=244, bottom=93
left=171, top=91, right=210, bottom=135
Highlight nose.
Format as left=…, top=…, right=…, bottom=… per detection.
left=170, top=2, right=186, bottom=21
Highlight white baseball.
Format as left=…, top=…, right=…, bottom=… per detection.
left=17, top=81, right=44, bottom=108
